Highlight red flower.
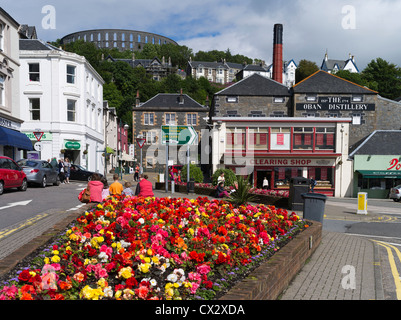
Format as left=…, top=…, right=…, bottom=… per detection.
left=18, top=270, right=31, bottom=282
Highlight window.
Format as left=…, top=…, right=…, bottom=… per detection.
left=226, top=128, right=246, bottom=150
left=293, top=127, right=313, bottom=150
left=352, top=96, right=363, bottom=102
left=165, top=113, right=176, bottom=125
left=66, top=65, right=76, bottom=84
left=143, top=131, right=157, bottom=145
left=226, top=96, right=238, bottom=103
left=270, top=127, right=291, bottom=150
left=315, top=127, right=335, bottom=150
left=273, top=97, right=285, bottom=103
left=29, top=98, right=40, bottom=120
left=144, top=112, right=154, bottom=125
left=29, top=63, right=40, bottom=82
left=67, top=99, right=76, bottom=122
left=0, top=24, right=3, bottom=51
left=0, top=74, right=4, bottom=106
left=187, top=113, right=197, bottom=126
left=352, top=113, right=361, bottom=125
left=248, top=128, right=268, bottom=150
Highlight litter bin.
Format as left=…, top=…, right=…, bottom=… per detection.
left=289, top=177, right=310, bottom=210
left=301, top=193, right=327, bottom=223
left=187, top=178, right=195, bottom=194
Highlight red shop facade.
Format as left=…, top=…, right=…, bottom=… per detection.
left=212, top=117, right=352, bottom=197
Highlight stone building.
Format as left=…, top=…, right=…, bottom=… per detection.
left=60, top=29, right=178, bottom=52
left=132, top=92, right=209, bottom=171
left=211, top=73, right=291, bottom=118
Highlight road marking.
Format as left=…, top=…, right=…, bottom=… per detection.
left=0, top=212, right=49, bottom=240
left=373, top=240, right=401, bottom=300
left=66, top=203, right=86, bottom=211
left=0, top=200, right=33, bottom=211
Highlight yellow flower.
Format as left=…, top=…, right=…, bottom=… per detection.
left=97, top=278, right=108, bottom=288
left=52, top=250, right=59, bottom=255
left=29, top=271, right=36, bottom=277
left=118, top=267, right=133, bottom=279
left=152, top=256, right=159, bottom=264
left=115, top=290, right=122, bottom=299
left=188, top=228, right=194, bottom=236
left=44, top=257, right=50, bottom=264
left=138, top=263, right=151, bottom=273
left=51, top=255, right=60, bottom=263
left=144, top=257, right=151, bottom=263
left=147, top=248, right=153, bottom=256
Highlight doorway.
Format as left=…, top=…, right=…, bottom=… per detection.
left=64, top=150, right=80, bottom=165
left=256, top=170, right=272, bottom=189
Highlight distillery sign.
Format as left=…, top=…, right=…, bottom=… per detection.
left=296, top=96, right=375, bottom=111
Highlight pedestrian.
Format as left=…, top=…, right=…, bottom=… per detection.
left=134, top=165, right=139, bottom=182
left=63, top=158, right=71, bottom=184
left=137, top=174, right=154, bottom=197
left=109, top=173, right=124, bottom=196
left=310, top=176, right=317, bottom=192
left=217, top=172, right=225, bottom=185
left=58, top=159, right=65, bottom=183
left=263, top=177, right=269, bottom=189
left=87, top=173, right=104, bottom=203
left=216, top=181, right=229, bottom=198
left=101, top=176, right=110, bottom=200
left=122, top=181, right=134, bottom=196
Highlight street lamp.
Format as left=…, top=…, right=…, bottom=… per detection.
left=136, top=134, right=146, bottom=176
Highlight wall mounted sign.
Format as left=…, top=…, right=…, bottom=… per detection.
left=296, top=96, right=375, bottom=111
left=65, top=141, right=81, bottom=150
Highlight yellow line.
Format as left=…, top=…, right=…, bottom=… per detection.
left=373, top=240, right=401, bottom=300
left=0, top=213, right=48, bottom=241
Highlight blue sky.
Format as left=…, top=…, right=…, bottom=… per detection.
left=3, top=0, right=401, bottom=70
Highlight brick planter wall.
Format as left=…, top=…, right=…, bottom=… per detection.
left=220, top=220, right=322, bottom=300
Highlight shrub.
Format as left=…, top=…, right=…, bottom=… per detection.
left=211, top=168, right=237, bottom=187
left=227, top=175, right=257, bottom=207
left=180, top=164, right=204, bottom=183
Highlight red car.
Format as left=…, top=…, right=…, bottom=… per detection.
left=0, top=156, right=28, bottom=195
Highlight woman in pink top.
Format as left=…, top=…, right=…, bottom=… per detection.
left=87, top=173, right=104, bottom=203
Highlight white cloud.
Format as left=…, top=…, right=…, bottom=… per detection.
left=3, top=0, right=401, bottom=70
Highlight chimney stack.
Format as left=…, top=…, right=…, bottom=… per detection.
left=272, top=24, right=283, bottom=84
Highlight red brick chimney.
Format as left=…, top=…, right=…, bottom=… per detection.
left=272, top=24, right=283, bottom=83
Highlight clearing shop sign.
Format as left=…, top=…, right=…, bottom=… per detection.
left=296, top=96, right=375, bottom=111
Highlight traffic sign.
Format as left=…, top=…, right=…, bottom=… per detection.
left=136, top=137, right=146, bottom=149
left=33, top=132, right=44, bottom=142
left=34, top=142, right=43, bottom=151
left=161, top=126, right=197, bottom=145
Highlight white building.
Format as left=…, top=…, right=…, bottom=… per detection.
left=0, top=8, right=33, bottom=159
left=19, top=39, right=105, bottom=173
left=321, top=52, right=359, bottom=74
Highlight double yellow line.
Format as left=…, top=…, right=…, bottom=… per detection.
left=373, top=240, right=401, bottom=300
left=0, top=213, right=49, bottom=241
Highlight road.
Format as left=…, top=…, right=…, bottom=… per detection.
left=0, top=180, right=87, bottom=259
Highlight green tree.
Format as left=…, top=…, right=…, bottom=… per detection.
left=333, top=70, right=378, bottom=92
left=361, top=58, right=401, bottom=100
left=181, top=164, right=204, bottom=183
left=295, top=59, right=319, bottom=83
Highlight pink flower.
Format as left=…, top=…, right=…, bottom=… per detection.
left=0, top=285, right=18, bottom=300
left=190, top=282, right=200, bottom=294
left=196, top=264, right=211, bottom=275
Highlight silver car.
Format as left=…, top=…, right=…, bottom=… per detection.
left=17, top=159, right=60, bottom=187
left=389, top=185, right=401, bottom=202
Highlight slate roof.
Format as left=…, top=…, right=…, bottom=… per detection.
left=19, top=39, right=55, bottom=51
left=215, top=73, right=291, bottom=96
left=134, top=93, right=208, bottom=111
left=349, top=130, right=401, bottom=157
left=292, top=70, right=377, bottom=94
left=188, top=60, right=228, bottom=70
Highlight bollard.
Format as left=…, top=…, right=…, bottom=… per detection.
left=357, top=192, right=368, bottom=215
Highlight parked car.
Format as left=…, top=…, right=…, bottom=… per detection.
left=69, top=164, right=102, bottom=181
left=0, top=156, right=28, bottom=195
left=389, top=185, right=401, bottom=202
left=17, top=159, right=60, bottom=187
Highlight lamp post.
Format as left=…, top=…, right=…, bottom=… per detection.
left=119, top=119, right=129, bottom=179
left=136, top=134, right=146, bottom=176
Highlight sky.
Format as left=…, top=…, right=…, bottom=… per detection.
left=3, top=0, right=401, bottom=70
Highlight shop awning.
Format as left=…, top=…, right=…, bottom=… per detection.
left=357, top=170, right=401, bottom=178
left=0, top=126, right=33, bottom=150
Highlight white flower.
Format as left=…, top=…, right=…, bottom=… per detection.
left=150, top=279, right=157, bottom=287
left=167, top=273, right=178, bottom=282
left=104, top=286, right=113, bottom=298
left=138, top=218, right=145, bottom=224
left=98, top=251, right=108, bottom=262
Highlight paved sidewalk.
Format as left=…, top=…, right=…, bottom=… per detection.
left=280, top=231, right=382, bottom=300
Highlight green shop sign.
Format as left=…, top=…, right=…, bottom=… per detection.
left=65, top=141, right=81, bottom=150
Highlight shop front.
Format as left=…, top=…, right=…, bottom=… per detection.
left=63, top=140, right=82, bottom=165
left=227, top=157, right=337, bottom=196
left=353, top=155, right=401, bottom=199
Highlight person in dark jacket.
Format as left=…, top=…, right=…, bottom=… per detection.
left=216, top=182, right=229, bottom=198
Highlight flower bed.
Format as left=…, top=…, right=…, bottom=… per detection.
left=0, top=195, right=307, bottom=300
